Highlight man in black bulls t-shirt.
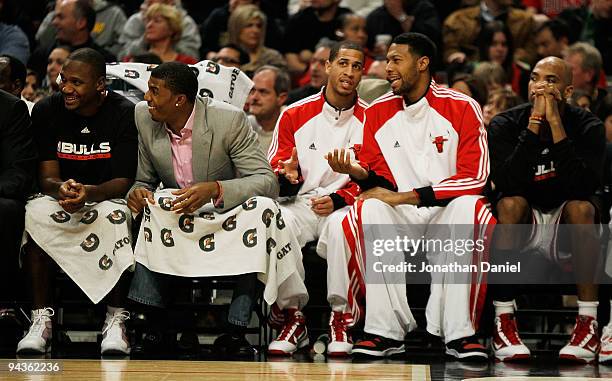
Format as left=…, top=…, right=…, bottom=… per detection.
left=18, top=48, right=137, bottom=355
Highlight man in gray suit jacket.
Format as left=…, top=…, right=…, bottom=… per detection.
left=126, top=62, right=282, bottom=357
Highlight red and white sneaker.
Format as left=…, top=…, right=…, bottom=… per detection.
left=559, top=315, right=600, bottom=364
left=267, top=303, right=286, bottom=331
left=599, top=324, right=612, bottom=364
left=268, top=309, right=309, bottom=356
left=492, top=313, right=531, bottom=362
left=327, top=311, right=353, bottom=357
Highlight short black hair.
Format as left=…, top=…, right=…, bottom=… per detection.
left=329, top=40, right=364, bottom=64
left=73, top=0, right=96, bottom=32
left=150, top=62, right=198, bottom=103
left=0, top=54, right=27, bottom=90
left=338, top=12, right=362, bottom=29
left=392, top=32, right=437, bottom=68
left=221, top=43, right=250, bottom=66
left=67, top=48, right=106, bottom=80
left=536, top=19, right=570, bottom=42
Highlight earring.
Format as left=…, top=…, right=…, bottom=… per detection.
left=175, top=103, right=179, bottom=107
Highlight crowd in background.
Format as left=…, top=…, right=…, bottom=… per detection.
left=0, top=0, right=610, bottom=145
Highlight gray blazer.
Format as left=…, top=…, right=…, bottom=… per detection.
left=130, top=97, right=279, bottom=212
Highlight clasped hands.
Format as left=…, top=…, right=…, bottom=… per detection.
left=58, top=179, right=87, bottom=213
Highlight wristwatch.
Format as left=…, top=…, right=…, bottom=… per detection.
left=397, top=13, right=409, bottom=23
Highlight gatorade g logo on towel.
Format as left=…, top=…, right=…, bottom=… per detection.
left=99, top=255, right=113, bottom=270
left=276, top=210, right=286, bottom=230
left=161, top=228, right=174, bottom=247
left=243, top=228, right=257, bottom=248
left=199, top=211, right=215, bottom=221
left=205, top=61, right=220, bottom=75
left=222, top=215, right=237, bottom=231
left=199, top=233, right=215, bottom=252
left=143, top=227, right=152, bottom=242
left=266, top=238, right=276, bottom=255
left=199, top=88, right=213, bottom=98
left=51, top=210, right=71, bottom=223
left=124, top=69, right=139, bottom=79
left=159, top=197, right=173, bottom=211
left=262, top=208, right=274, bottom=228
left=179, top=214, right=195, bottom=233
left=80, top=233, right=100, bottom=252
left=144, top=205, right=151, bottom=222
left=107, top=210, right=126, bottom=224
left=242, top=198, right=257, bottom=210
left=80, top=210, right=98, bottom=224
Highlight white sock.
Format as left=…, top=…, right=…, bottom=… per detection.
left=493, top=300, right=515, bottom=317
left=331, top=301, right=347, bottom=313
left=106, top=306, right=125, bottom=315
left=577, top=300, right=598, bottom=319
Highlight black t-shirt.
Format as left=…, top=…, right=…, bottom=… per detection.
left=365, top=2, right=441, bottom=51
left=283, top=6, right=351, bottom=54
left=488, top=103, right=605, bottom=210
left=32, top=91, right=137, bottom=186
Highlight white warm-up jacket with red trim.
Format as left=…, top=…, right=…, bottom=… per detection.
left=359, top=81, right=489, bottom=206
left=267, top=88, right=367, bottom=207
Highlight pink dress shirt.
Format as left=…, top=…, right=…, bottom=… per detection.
left=165, top=106, right=224, bottom=207
left=166, top=107, right=195, bottom=189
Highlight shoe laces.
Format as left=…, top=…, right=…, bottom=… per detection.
left=498, top=314, right=522, bottom=345
left=102, top=310, right=130, bottom=336
left=330, top=312, right=348, bottom=342
left=27, top=308, right=54, bottom=336
left=569, top=316, right=595, bottom=347
left=277, top=310, right=304, bottom=341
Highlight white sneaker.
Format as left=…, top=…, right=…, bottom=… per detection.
left=100, top=310, right=131, bottom=355
left=600, top=324, right=612, bottom=363
left=559, top=315, right=599, bottom=364
left=17, top=308, right=54, bottom=354
left=492, top=313, right=531, bottom=362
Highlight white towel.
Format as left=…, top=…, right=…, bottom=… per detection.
left=106, top=61, right=254, bottom=109
left=134, top=190, right=304, bottom=306
left=22, top=195, right=135, bottom=304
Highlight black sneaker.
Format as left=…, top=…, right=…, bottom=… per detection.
left=445, top=335, right=488, bottom=361
left=352, top=334, right=405, bottom=357
left=213, top=333, right=258, bottom=358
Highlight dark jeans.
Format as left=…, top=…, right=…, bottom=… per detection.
left=0, top=198, right=25, bottom=302
left=128, top=263, right=261, bottom=327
